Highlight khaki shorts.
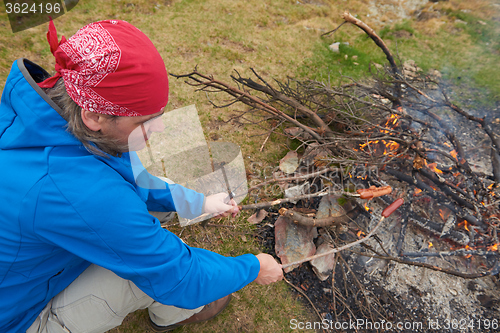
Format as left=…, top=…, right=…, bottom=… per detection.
left=27, top=264, right=202, bottom=333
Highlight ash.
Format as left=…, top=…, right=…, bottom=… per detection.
left=257, top=200, right=500, bottom=333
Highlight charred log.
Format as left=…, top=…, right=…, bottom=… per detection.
left=408, top=216, right=470, bottom=246
left=385, top=168, right=488, bottom=230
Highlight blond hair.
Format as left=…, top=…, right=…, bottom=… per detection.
left=44, top=79, right=128, bottom=157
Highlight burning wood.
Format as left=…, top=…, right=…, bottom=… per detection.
left=174, top=11, right=500, bottom=331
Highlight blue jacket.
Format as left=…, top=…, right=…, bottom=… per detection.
left=0, top=59, right=260, bottom=332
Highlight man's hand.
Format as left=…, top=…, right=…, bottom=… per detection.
left=203, top=192, right=239, bottom=218
left=254, top=253, right=284, bottom=285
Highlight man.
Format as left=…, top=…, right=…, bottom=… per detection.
left=0, top=19, right=283, bottom=332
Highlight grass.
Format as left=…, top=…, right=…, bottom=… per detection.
left=298, top=1, right=500, bottom=105
left=0, top=0, right=499, bottom=332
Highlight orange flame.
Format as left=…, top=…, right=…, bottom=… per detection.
left=458, top=220, right=471, bottom=232
left=428, top=241, right=433, bottom=248
left=385, top=114, right=400, bottom=127
left=414, top=188, right=423, bottom=196
left=385, top=140, right=400, bottom=152
left=358, top=114, right=401, bottom=155
left=357, top=230, right=366, bottom=238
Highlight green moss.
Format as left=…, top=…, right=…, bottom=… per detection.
left=298, top=41, right=385, bottom=82
left=380, top=19, right=416, bottom=39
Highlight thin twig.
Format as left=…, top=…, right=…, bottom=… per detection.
left=247, top=167, right=334, bottom=193
left=352, top=248, right=500, bottom=279
left=284, top=277, right=324, bottom=326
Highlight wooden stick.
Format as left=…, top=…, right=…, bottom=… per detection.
left=247, top=168, right=334, bottom=193
left=284, top=277, right=324, bottom=324
left=240, top=190, right=360, bottom=210
left=353, top=250, right=500, bottom=279
left=342, top=11, right=398, bottom=75
left=278, top=207, right=345, bottom=227
left=240, top=191, right=330, bottom=210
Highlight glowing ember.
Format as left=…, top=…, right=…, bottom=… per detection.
left=428, top=241, right=433, bottom=248
left=450, top=150, right=458, bottom=160
left=487, top=244, right=499, bottom=251
left=357, top=230, right=366, bottom=238
left=438, top=208, right=451, bottom=221
left=427, top=162, right=443, bottom=174
left=414, top=188, right=422, bottom=196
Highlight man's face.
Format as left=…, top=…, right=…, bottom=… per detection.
left=100, top=109, right=165, bottom=152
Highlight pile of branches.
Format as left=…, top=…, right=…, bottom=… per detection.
left=172, top=12, right=500, bottom=265
left=171, top=12, right=500, bottom=329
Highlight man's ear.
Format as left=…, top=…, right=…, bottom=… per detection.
left=81, top=109, right=104, bottom=132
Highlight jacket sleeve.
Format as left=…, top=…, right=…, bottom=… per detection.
left=129, top=152, right=205, bottom=219
left=31, top=173, right=260, bottom=309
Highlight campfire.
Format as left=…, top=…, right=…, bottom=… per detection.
left=173, top=11, right=500, bottom=331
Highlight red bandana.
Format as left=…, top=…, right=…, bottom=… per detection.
left=38, top=19, right=168, bottom=117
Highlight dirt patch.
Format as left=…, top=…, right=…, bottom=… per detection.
left=219, top=38, right=255, bottom=53
left=368, top=0, right=429, bottom=26
left=298, top=0, right=328, bottom=6
left=389, top=29, right=414, bottom=38
left=175, top=46, right=197, bottom=61
left=414, top=9, right=442, bottom=21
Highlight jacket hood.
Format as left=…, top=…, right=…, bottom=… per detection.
left=0, top=59, right=80, bottom=150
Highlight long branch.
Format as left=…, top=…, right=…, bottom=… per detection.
left=232, top=73, right=334, bottom=136
left=342, top=11, right=398, bottom=75
left=171, top=70, right=328, bottom=143
left=248, top=167, right=334, bottom=193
